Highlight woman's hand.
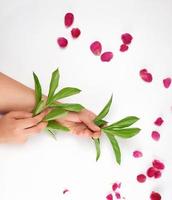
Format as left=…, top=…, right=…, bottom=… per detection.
left=56, top=109, right=101, bottom=139
left=0, top=111, right=47, bottom=144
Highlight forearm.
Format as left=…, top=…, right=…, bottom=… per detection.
left=0, top=72, right=36, bottom=113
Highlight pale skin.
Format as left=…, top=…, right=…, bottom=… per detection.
left=0, top=72, right=101, bottom=144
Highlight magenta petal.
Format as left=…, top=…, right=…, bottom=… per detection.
left=106, top=193, right=113, bottom=200
left=154, top=171, right=162, bottom=179
left=151, top=131, right=160, bottom=141
left=64, top=12, right=74, bottom=27
left=101, top=52, right=113, bottom=62
left=139, top=69, right=153, bottom=82
left=121, top=33, right=133, bottom=44
left=63, top=189, right=69, bottom=194
left=150, top=191, right=161, bottom=200
left=57, top=37, right=68, bottom=48
left=163, top=77, right=171, bottom=88
left=147, top=167, right=157, bottom=177
left=152, top=159, right=165, bottom=170
left=133, top=150, right=143, bottom=158
left=154, top=117, right=164, bottom=126
left=90, top=41, right=102, bottom=56
left=120, top=44, right=129, bottom=52
left=71, top=28, right=81, bottom=38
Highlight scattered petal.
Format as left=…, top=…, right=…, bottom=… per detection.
left=115, top=192, right=121, bottom=199
left=121, top=33, right=133, bottom=45
left=63, top=189, right=69, bottom=194
left=90, top=41, right=102, bottom=55
left=154, top=170, right=162, bottom=179
left=163, top=77, right=171, bottom=88
left=139, top=69, right=153, bottom=82
left=137, top=174, right=146, bottom=183
left=154, top=117, right=164, bottom=126
left=57, top=37, right=68, bottom=48
left=101, top=52, right=113, bottom=62
left=151, top=131, right=160, bottom=141
left=71, top=28, right=81, bottom=38
left=120, top=44, right=129, bottom=52
left=112, top=182, right=121, bottom=191
left=152, top=159, right=165, bottom=170
left=133, top=150, right=143, bottom=158
left=147, top=167, right=157, bottom=177
left=106, top=193, right=113, bottom=200
left=150, top=191, right=161, bottom=200
left=64, top=12, right=74, bottom=27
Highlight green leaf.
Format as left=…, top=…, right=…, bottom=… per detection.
left=94, top=119, right=108, bottom=128
left=103, top=128, right=141, bottom=138
left=106, top=116, right=139, bottom=129
left=33, top=99, right=46, bottom=116
left=94, top=95, right=113, bottom=123
left=51, top=87, right=81, bottom=102
left=47, top=120, right=69, bottom=131
left=47, top=68, right=60, bottom=105
left=33, top=72, right=42, bottom=108
left=92, top=138, right=101, bottom=161
left=105, top=131, right=121, bottom=164
left=47, top=129, right=57, bottom=140
left=43, top=108, right=68, bottom=121
left=49, top=103, right=84, bottom=112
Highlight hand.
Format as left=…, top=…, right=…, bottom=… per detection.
left=56, top=109, right=101, bottom=139
left=0, top=111, right=47, bottom=144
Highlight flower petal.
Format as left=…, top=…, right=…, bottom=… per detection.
left=151, top=131, right=160, bottom=141
left=64, top=12, right=74, bottom=27
left=163, top=77, right=171, bottom=88
left=150, top=191, right=161, bottom=200
left=152, top=159, right=165, bottom=170
left=136, top=174, right=146, bottom=183
left=147, top=167, right=157, bottom=177
left=154, top=117, right=164, bottom=126
left=71, top=28, right=81, bottom=38
left=101, top=52, right=113, bottom=62
left=120, top=44, right=129, bottom=52
left=121, top=33, right=133, bottom=45
left=106, top=193, right=113, bottom=200
left=133, top=150, right=143, bottom=158
left=139, top=69, right=153, bottom=82
left=57, top=37, right=68, bottom=48
left=90, top=41, right=102, bottom=55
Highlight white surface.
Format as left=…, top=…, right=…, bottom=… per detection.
left=0, top=0, right=172, bottom=199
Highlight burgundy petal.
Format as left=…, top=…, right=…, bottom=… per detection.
left=101, top=52, right=113, bottom=62
left=147, top=167, right=157, bottom=178
left=151, top=131, right=160, bottom=141
left=133, top=150, right=143, bottom=158
left=90, top=41, right=102, bottom=55
left=115, top=192, right=121, bottom=199
left=64, top=12, right=74, bottom=27
left=106, top=193, right=113, bottom=200
left=154, top=170, right=162, bottom=179
left=152, top=159, right=165, bottom=170
left=139, top=69, right=153, bottom=82
left=136, top=174, right=146, bottom=183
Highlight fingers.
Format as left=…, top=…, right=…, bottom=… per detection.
left=82, top=118, right=100, bottom=132
left=25, top=122, right=47, bottom=135
left=18, top=111, right=47, bottom=129
left=7, top=111, right=33, bottom=119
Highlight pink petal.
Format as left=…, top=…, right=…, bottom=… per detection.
left=154, top=170, right=162, bottom=179
left=71, top=28, right=81, bottom=38
left=163, top=77, right=171, bottom=88
left=150, top=191, right=161, bottom=200
left=133, top=150, right=143, bottom=158
left=63, top=189, right=69, bottom=194
left=136, top=174, right=146, bottom=183
left=90, top=41, right=102, bottom=56
left=57, top=37, right=68, bottom=48
left=120, top=44, right=129, bottom=52
left=121, top=33, right=133, bottom=45
left=115, top=192, right=121, bottom=199
left=101, top=52, right=113, bottom=62
left=152, top=159, right=165, bottom=170
left=64, top=12, right=74, bottom=27
left=151, top=131, right=160, bottom=141
left=139, top=69, right=153, bottom=82
left=106, top=193, right=113, bottom=200
left=147, top=167, right=157, bottom=178
left=154, top=117, right=164, bottom=126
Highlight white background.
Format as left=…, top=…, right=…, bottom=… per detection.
left=0, top=0, right=172, bottom=199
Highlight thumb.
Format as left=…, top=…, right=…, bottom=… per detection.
left=82, top=118, right=100, bottom=132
